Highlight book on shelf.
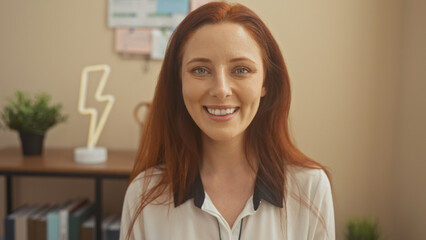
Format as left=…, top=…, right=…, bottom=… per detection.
left=79, top=214, right=119, bottom=240
left=47, top=200, right=71, bottom=240
left=102, top=215, right=118, bottom=240
left=4, top=205, right=30, bottom=240
left=80, top=216, right=95, bottom=240
left=105, top=217, right=121, bottom=240
left=69, top=202, right=95, bottom=240
left=59, top=199, right=88, bottom=240
left=35, top=205, right=57, bottom=240
left=3, top=200, right=121, bottom=240
left=27, top=205, right=52, bottom=240
left=15, top=205, right=43, bottom=240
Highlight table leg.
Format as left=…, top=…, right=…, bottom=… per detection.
left=6, top=175, right=12, bottom=214
left=95, top=177, right=103, bottom=240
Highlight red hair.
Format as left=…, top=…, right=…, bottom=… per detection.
left=127, top=2, right=330, bottom=238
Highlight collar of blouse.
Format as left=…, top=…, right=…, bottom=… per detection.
left=174, top=167, right=284, bottom=210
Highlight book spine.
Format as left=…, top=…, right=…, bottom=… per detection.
left=47, top=212, right=59, bottom=240
left=69, top=215, right=78, bottom=240
left=15, top=215, right=24, bottom=240
left=39, top=218, right=47, bottom=240
left=4, top=217, right=15, bottom=240
left=28, top=218, right=37, bottom=240
left=59, top=211, right=69, bottom=240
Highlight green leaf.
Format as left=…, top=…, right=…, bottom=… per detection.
left=0, top=90, right=68, bottom=134
left=346, top=217, right=382, bottom=240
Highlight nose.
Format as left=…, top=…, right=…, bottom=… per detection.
left=209, top=69, right=232, bottom=99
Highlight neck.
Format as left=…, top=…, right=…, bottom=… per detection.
left=201, top=133, right=255, bottom=176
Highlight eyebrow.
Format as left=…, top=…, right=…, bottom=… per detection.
left=185, top=57, right=257, bottom=65
left=229, top=57, right=256, bottom=64
left=186, top=58, right=211, bottom=65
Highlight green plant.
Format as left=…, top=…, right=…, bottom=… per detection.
left=346, top=217, right=382, bottom=240
left=1, top=91, right=67, bottom=135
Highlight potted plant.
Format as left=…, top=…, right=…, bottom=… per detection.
left=1, top=91, right=67, bottom=155
left=346, top=217, right=383, bottom=240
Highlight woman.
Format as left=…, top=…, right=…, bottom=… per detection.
left=120, top=2, right=335, bottom=240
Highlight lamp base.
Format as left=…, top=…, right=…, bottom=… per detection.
left=74, top=147, right=107, bottom=164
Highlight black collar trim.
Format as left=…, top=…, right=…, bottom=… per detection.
left=175, top=169, right=283, bottom=210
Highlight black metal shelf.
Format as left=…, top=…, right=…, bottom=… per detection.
left=1, top=170, right=129, bottom=240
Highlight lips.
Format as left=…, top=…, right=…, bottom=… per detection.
left=203, top=105, right=239, bottom=121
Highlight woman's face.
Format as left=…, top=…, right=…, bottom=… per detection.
left=181, top=22, right=266, bottom=142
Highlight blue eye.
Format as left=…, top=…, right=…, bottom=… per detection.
left=234, top=67, right=250, bottom=74
left=192, top=67, right=209, bottom=75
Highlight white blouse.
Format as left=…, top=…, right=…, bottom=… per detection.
left=120, top=165, right=335, bottom=240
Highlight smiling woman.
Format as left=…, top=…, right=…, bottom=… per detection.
left=120, top=2, right=335, bottom=240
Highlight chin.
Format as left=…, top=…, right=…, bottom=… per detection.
left=202, top=131, right=242, bottom=143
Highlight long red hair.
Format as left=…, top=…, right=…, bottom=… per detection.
left=127, top=2, right=330, bottom=238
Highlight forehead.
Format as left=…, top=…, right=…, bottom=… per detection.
left=181, top=22, right=263, bottom=64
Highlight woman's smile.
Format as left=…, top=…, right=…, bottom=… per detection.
left=203, top=105, right=240, bottom=121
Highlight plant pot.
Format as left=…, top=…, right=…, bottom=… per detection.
left=19, top=132, right=45, bottom=156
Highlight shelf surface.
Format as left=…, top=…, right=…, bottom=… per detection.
left=0, top=147, right=136, bottom=176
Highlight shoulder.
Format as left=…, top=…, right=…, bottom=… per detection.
left=131, top=166, right=165, bottom=185
left=127, top=166, right=165, bottom=194
left=286, top=165, right=329, bottom=185
left=285, top=165, right=332, bottom=199
left=124, top=167, right=166, bottom=205
left=285, top=165, right=335, bottom=239
left=121, top=167, right=165, bottom=240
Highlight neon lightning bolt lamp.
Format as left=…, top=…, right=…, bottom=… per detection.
left=74, top=64, right=115, bottom=164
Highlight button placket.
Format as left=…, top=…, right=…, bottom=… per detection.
left=202, top=193, right=259, bottom=240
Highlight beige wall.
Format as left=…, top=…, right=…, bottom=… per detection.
left=393, top=0, right=426, bottom=239
left=0, top=0, right=424, bottom=239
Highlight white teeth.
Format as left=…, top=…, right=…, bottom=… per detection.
left=206, top=107, right=237, bottom=116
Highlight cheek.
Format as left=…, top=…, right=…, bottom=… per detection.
left=240, top=78, right=265, bottom=102
left=181, top=74, right=193, bottom=98
left=181, top=78, right=202, bottom=107
left=239, top=89, right=262, bottom=113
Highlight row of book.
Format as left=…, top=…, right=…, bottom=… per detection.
left=3, top=199, right=121, bottom=240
